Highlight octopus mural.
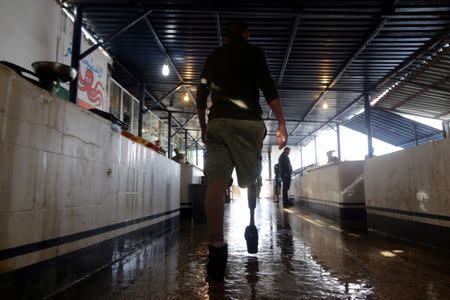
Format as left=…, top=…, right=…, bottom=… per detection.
left=78, top=69, right=104, bottom=106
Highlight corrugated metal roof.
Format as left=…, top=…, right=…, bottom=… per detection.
left=343, top=108, right=443, bottom=147
left=374, top=44, right=450, bottom=119
left=65, top=0, right=450, bottom=147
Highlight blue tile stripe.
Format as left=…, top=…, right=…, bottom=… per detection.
left=0, top=209, right=180, bottom=261
left=366, top=206, right=450, bottom=222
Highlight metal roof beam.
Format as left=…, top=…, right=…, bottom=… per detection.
left=171, top=114, right=197, bottom=137
left=80, top=8, right=152, bottom=59
left=145, top=84, right=183, bottom=111
left=392, top=79, right=450, bottom=109
left=215, top=12, right=223, bottom=47
left=114, top=60, right=199, bottom=143
left=298, top=14, right=392, bottom=124
left=278, top=14, right=301, bottom=86
left=136, top=1, right=184, bottom=82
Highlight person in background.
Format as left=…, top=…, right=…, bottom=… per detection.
left=196, top=20, right=288, bottom=280
left=154, top=140, right=166, bottom=155
left=274, top=163, right=281, bottom=203
left=326, top=150, right=340, bottom=163
left=256, top=175, right=263, bottom=199
left=278, top=147, right=293, bottom=207
left=172, top=148, right=185, bottom=163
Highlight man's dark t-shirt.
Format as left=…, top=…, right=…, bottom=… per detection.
left=196, top=36, right=279, bottom=121
left=278, top=152, right=292, bottom=178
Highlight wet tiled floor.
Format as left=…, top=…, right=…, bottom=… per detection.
left=54, top=196, right=450, bottom=299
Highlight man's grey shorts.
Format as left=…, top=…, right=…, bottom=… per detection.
left=204, top=118, right=266, bottom=188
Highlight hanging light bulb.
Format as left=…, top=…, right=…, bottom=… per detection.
left=162, top=64, right=170, bottom=76
left=322, top=101, right=328, bottom=109
left=183, top=93, right=189, bottom=102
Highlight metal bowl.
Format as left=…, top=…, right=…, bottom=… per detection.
left=31, top=61, right=77, bottom=83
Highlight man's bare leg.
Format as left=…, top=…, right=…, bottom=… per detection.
left=205, top=178, right=229, bottom=280
left=206, top=178, right=228, bottom=246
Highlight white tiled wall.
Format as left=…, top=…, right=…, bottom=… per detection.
left=0, top=65, right=180, bottom=267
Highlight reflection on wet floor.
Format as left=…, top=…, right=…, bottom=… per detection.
left=54, top=196, right=450, bottom=300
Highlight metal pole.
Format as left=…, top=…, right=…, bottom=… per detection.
left=184, top=130, right=188, bottom=157
left=413, top=124, right=419, bottom=145
left=138, top=82, right=145, bottom=137
left=69, top=5, right=83, bottom=104
left=167, top=112, right=172, bottom=158
left=364, top=93, right=374, bottom=158
left=300, top=146, right=303, bottom=170
left=80, top=9, right=152, bottom=60
left=268, top=147, right=272, bottom=180
left=336, top=124, right=341, bottom=160
left=195, top=142, right=199, bottom=166
left=314, top=136, right=318, bottom=165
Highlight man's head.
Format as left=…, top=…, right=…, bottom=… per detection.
left=283, top=147, right=291, bottom=155
left=225, top=20, right=249, bottom=43
left=155, top=140, right=161, bottom=147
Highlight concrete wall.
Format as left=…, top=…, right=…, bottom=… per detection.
left=0, top=0, right=60, bottom=68
left=364, top=138, right=450, bottom=229
left=291, top=161, right=365, bottom=223
left=0, top=65, right=180, bottom=272
left=292, top=161, right=365, bottom=204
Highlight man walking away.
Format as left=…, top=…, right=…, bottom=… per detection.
left=196, top=20, right=288, bottom=280
left=278, top=147, right=293, bottom=207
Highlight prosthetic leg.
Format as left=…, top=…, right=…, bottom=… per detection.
left=245, top=184, right=258, bottom=254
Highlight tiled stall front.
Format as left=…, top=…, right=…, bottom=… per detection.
left=0, top=65, right=180, bottom=273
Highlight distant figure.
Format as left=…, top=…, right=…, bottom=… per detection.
left=172, top=148, right=185, bottom=163
left=154, top=140, right=166, bottom=155
left=326, top=150, right=340, bottom=163
left=278, top=147, right=293, bottom=207
left=274, top=163, right=281, bottom=202
left=123, top=111, right=130, bottom=126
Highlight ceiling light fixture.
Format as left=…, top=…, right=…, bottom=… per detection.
left=322, top=101, right=328, bottom=109
left=162, top=64, right=170, bottom=76
left=183, top=93, right=189, bottom=102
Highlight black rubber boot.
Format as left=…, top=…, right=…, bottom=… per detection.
left=245, top=224, right=259, bottom=254
left=206, top=243, right=228, bottom=280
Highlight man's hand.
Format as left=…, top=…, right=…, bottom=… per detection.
left=276, top=123, right=288, bottom=149
left=268, top=98, right=288, bottom=149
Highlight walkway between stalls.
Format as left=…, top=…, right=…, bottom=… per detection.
left=53, top=196, right=450, bottom=299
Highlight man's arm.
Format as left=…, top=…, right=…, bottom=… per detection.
left=255, top=48, right=288, bottom=148
left=269, top=99, right=288, bottom=149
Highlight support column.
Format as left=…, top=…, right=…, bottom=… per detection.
left=336, top=124, right=342, bottom=160
left=69, top=5, right=83, bottom=104
left=300, top=146, right=303, bottom=171
left=314, top=136, right=318, bottom=165
left=184, top=130, right=188, bottom=157
left=167, top=112, right=172, bottom=158
left=268, top=147, right=272, bottom=180
left=413, top=124, right=419, bottom=145
left=364, top=93, right=374, bottom=158
left=195, top=142, right=199, bottom=166
left=138, top=82, right=145, bottom=137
